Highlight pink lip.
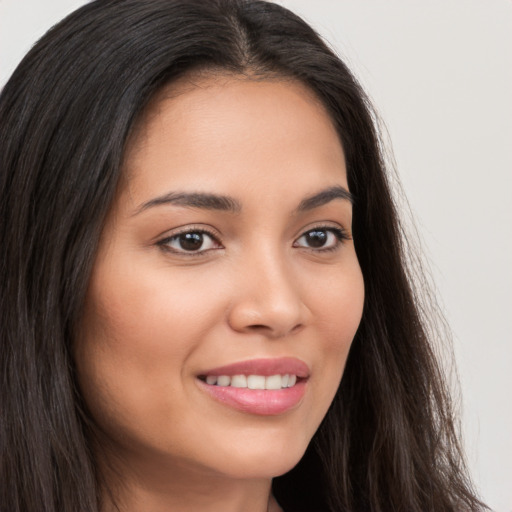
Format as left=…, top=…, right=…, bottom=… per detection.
left=197, top=357, right=309, bottom=416
left=199, top=357, right=310, bottom=378
left=197, top=380, right=307, bottom=416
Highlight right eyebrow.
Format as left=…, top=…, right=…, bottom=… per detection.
left=132, top=191, right=242, bottom=216
left=295, top=185, right=354, bottom=213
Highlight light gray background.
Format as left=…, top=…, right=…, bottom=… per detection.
left=1, top=1, right=510, bottom=510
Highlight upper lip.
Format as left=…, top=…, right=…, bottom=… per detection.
left=198, top=357, right=310, bottom=378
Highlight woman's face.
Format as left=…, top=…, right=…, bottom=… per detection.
left=76, top=75, right=364, bottom=481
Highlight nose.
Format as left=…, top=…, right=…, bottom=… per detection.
left=226, top=251, right=308, bottom=338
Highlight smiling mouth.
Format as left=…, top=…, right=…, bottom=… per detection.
left=196, top=357, right=310, bottom=414
left=197, top=374, right=301, bottom=389
left=197, top=375, right=307, bottom=415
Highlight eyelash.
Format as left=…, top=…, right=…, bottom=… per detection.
left=157, top=227, right=221, bottom=257
left=293, top=226, right=350, bottom=253
left=157, top=225, right=350, bottom=256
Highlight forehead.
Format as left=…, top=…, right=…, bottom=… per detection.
left=120, top=74, right=347, bottom=210
left=131, top=72, right=338, bottom=141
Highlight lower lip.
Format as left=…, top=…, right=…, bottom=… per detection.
left=197, top=379, right=307, bottom=416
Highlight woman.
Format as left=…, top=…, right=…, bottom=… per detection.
left=0, top=1, right=486, bottom=511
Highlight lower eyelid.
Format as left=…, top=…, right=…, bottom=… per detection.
left=158, top=229, right=222, bottom=254
left=294, top=227, right=349, bottom=247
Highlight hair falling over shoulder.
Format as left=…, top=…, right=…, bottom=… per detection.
left=0, top=1, right=487, bottom=511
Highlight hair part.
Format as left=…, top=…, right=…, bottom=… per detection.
left=0, top=1, right=485, bottom=511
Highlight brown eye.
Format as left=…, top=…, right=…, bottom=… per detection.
left=294, top=227, right=347, bottom=251
left=160, top=230, right=221, bottom=254
left=178, top=232, right=205, bottom=251
left=304, top=230, right=328, bottom=248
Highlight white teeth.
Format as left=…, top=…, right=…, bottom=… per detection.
left=231, top=375, right=247, bottom=388
left=247, top=375, right=266, bottom=389
left=265, top=374, right=282, bottom=390
left=217, top=375, right=231, bottom=386
left=204, top=373, right=298, bottom=389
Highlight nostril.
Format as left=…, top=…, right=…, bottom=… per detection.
left=226, top=289, right=308, bottom=337
left=291, top=323, right=304, bottom=334
left=245, top=322, right=304, bottom=338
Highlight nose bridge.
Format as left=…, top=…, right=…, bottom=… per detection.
left=227, top=242, right=306, bottom=337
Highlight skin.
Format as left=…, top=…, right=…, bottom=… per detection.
left=75, top=74, right=365, bottom=512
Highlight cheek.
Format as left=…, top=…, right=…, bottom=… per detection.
left=329, top=274, right=364, bottom=352
left=307, top=263, right=364, bottom=402
left=74, top=255, right=227, bottom=420
left=311, top=259, right=364, bottom=343
left=74, top=263, right=178, bottom=433
left=80, top=255, right=219, bottom=359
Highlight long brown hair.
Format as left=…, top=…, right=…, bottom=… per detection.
left=0, top=1, right=485, bottom=511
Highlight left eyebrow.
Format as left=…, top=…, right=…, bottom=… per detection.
left=295, top=186, right=354, bottom=213
left=133, top=191, right=242, bottom=216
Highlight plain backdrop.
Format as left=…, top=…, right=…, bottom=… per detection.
left=1, top=1, right=511, bottom=510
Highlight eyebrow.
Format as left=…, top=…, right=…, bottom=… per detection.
left=133, top=185, right=353, bottom=216
left=296, top=186, right=354, bottom=212
left=134, top=191, right=242, bottom=215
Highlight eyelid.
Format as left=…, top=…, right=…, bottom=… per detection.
left=293, top=223, right=351, bottom=251
left=297, top=221, right=350, bottom=238
left=157, top=225, right=223, bottom=256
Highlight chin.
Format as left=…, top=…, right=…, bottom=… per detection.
left=203, top=431, right=312, bottom=480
